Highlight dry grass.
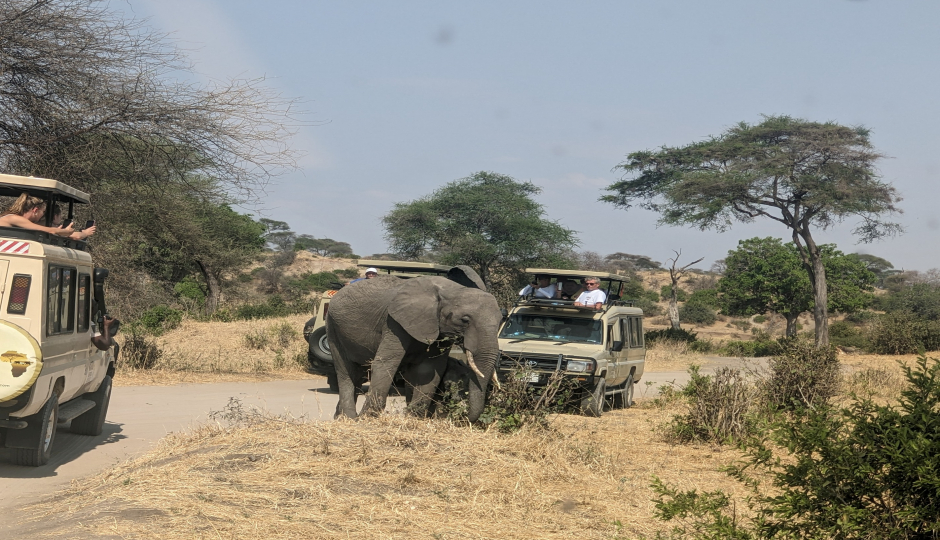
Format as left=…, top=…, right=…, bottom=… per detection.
left=113, top=314, right=313, bottom=387
left=644, top=339, right=706, bottom=372
left=26, top=405, right=748, bottom=539
left=838, top=352, right=919, bottom=404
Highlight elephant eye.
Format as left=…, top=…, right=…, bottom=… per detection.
left=460, top=315, right=471, bottom=324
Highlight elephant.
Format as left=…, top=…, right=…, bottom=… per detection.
left=325, top=266, right=502, bottom=422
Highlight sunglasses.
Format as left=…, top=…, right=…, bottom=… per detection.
left=586, top=282, right=599, bottom=287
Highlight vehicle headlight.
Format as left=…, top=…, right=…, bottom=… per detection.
left=566, top=360, right=595, bottom=373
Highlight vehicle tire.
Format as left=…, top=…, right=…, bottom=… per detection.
left=580, top=378, right=606, bottom=417
left=309, top=327, right=333, bottom=363
left=612, top=374, right=634, bottom=409
left=13, top=390, right=59, bottom=467
left=71, top=375, right=113, bottom=436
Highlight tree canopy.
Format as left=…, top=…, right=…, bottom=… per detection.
left=603, top=115, right=901, bottom=346
left=719, top=237, right=875, bottom=336
left=382, top=171, right=577, bottom=286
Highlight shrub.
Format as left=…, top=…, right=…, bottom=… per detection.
left=134, top=305, right=183, bottom=336
left=476, top=366, right=575, bottom=432
left=333, top=268, right=360, bottom=279
left=660, top=285, right=688, bottom=302
left=635, top=297, right=663, bottom=317
left=752, top=315, right=767, bottom=323
left=173, top=276, right=206, bottom=306
left=268, top=321, right=299, bottom=349
left=720, top=335, right=782, bottom=358
left=869, top=312, right=940, bottom=354
left=120, top=331, right=162, bottom=369
left=235, top=295, right=292, bottom=320
left=679, top=302, right=717, bottom=325
left=829, top=320, right=870, bottom=350
left=243, top=328, right=269, bottom=350
left=662, top=365, right=760, bottom=444
left=652, top=356, right=940, bottom=539
left=291, top=271, right=343, bottom=293
left=687, top=288, right=720, bottom=309
left=645, top=327, right=698, bottom=345
left=762, top=339, right=839, bottom=411
left=845, top=310, right=877, bottom=324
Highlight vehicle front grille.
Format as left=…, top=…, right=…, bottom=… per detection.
left=499, top=352, right=570, bottom=371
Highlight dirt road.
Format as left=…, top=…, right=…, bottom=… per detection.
left=0, top=363, right=734, bottom=522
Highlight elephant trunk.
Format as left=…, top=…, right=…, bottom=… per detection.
left=465, top=347, right=498, bottom=422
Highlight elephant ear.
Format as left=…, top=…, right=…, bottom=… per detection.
left=388, top=277, right=444, bottom=343
left=447, top=265, right=486, bottom=291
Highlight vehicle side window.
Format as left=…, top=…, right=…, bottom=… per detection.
left=77, top=273, right=90, bottom=332
left=620, top=318, right=629, bottom=347
left=631, top=317, right=644, bottom=348
left=47, top=265, right=77, bottom=335
left=606, top=324, right=613, bottom=348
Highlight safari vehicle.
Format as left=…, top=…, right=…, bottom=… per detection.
left=0, top=173, right=116, bottom=466
left=497, top=268, right=646, bottom=417
left=302, top=259, right=451, bottom=389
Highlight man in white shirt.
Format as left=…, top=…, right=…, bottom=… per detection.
left=574, top=277, right=606, bottom=309
left=518, top=275, right=558, bottom=299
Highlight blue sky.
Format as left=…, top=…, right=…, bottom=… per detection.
left=123, top=0, right=940, bottom=271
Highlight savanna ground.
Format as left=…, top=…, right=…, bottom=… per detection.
left=25, top=260, right=914, bottom=538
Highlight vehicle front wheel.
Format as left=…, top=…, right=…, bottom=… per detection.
left=13, top=390, right=59, bottom=467
left=309, top=327, right=332, bottom=363
left=71, top=375, right=113, bottom=436
left=580, top=378, right=606, bottom=417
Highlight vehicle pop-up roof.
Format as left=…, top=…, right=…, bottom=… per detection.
left=357, top=259, right=451, bottom=278
left=521, top=267, right=635, bottom=310
left=0, top=173, right=91, bottom=247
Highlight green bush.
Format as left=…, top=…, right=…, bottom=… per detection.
left=235, top=295, right=292, bottom=320
left=134, top=305, right=183, bottom=336
left=752, top=315, right=767, bottom=323
left=476, top=366, right=574, bottom=432
left=333, top=268, right=360, bottom=279
left=845, top=310, right=877, bottom=324
left=829, top=320, right=870, bottom=350
left=687, top=288, right=720, bottom=309
left=291, top=271, right=343, bottom=293
left=645, top=327, right=698, bottom=345
left=869, top=312, right=940, bottom=354
left=651, top=356, right=940, bottom=539
left=661, top=285, right=688, bottom=302
left=680, top=302, right=717, bottom=325
left=173, top=276, right=206, bottom=305
left=720, top=334, right=782, bottom=357
left=635, top=297, right=663, bottom=317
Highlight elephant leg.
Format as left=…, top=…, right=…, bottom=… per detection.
left=404, top=354, right=448, bottom=418
left=360, top=324, right=409, bottom=417
left=330, top=338, right=360, bottom=420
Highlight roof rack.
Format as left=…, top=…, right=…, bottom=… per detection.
left=356, top=260, right=451, bottom=274
left=0, top=173, right=91, bottom=249
left=513, top=297, right=636, bottom=313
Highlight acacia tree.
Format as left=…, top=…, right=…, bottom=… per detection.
left=665, top=251, right=704, bottom=329
left=602, top=116, right=901, bottom=347
left=383, top=171, right=577, bottom=287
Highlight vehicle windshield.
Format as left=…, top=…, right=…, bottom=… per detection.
left=499, top=314, right=603, bottom=344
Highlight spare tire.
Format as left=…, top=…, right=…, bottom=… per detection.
left=0, top=320, right=43, bottom=405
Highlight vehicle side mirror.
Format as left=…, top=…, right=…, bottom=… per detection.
left=611, top=340, right=624, bottom=352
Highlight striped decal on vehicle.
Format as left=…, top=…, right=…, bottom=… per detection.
left=0, top=240, right=30, bottom=254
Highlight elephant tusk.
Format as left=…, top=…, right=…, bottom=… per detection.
left=465, top=350, right=485, bottom=379
left=491, top=370, right=501, bottom=390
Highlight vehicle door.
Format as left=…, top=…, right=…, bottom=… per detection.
left=625, top=315, right=646, bottom=380
left=44, top=264, right=89, bottom=401
left=605, top=317, right=628, bottom=387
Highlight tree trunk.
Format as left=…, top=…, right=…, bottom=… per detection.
left=785, top=313, right=799, bottom=337
left=793, top=231, right=829, bottom=348
left=196, top=260, right=220, bottom=315
left=668, top=290, right=680, bottom=330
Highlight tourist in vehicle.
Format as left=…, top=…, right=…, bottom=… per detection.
left=558, top=278, right=584, bottom=300
left=0, top=193, right=74, bottom=236
left=351, top=267, right=379, bottom=283
left=574, top=277, right=606, bottom=309
left=519, top=274, right=559, bottom=299
left=51, top=204, right=97, bottom=240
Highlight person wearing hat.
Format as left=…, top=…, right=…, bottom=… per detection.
left=351, top=267, right=379, bottom=283
left=519, top=274, right=559, bottom=299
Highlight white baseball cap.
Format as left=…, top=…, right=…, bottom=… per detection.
left=365, top=267, right=378, bottom=274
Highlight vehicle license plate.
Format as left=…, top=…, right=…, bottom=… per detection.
left=528, top=373, right=540, bottom=383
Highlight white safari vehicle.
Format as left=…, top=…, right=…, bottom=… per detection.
left=0, top=174, right=116, bottom=466
left=497, top=268, right=646, bottom=416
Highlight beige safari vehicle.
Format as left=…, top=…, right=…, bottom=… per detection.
left=497, top=268, right=646, bottom=416
left=302, top=260, right=451, bottom=390
left=0, top=173, right=116, bottom=466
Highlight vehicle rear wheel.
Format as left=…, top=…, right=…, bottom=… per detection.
left=13, top=390, right=59, bottom=467
left=71, top=375, right=113, bottom=436
left=612, top=374, right=634, bottom=409
left=580, top=378, right=606, bottom=417
left=309, top=327, right=332, bottom=363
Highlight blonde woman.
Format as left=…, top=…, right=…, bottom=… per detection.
left=0, top=193, right=74, bottom=236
